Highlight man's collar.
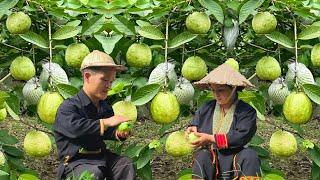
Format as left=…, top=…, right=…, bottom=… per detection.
left=78, top=89, right=93, bottom=106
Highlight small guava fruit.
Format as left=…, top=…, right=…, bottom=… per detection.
left=186, top=12, right=211, bottom=34
left=10, top=56, right=35, bottom=81
left=23, top=131, right=52, bottom=158
left=6, top=12, right=31, bottom=34
left=165, top=131, right=193, bottom=157
left=252, top=12, right=277, bottom=34
left=181, top=56, right=207, bottom=81
left=255, top=56, right=281, bottom=81
left=65, top=43, right=90, bottom=68
left=37, top=92, right=64, bottom=124
left=269, top=130, right=297, bottom=157
left=126, top=43, right=152, bottom=68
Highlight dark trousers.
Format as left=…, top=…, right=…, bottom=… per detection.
left=192, top=148, right=261, bottom=180
left=64, top=151, right=135, bottom=180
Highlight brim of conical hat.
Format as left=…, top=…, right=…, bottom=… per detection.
left=80, top=63, right=127, bottom=71
left=193, top=63, right=254, bottom=89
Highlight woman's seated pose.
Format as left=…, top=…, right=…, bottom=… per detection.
left=187, top=63, right=261, bottom=180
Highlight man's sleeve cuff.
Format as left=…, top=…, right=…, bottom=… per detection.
left=100, top=119, right=105, bottom=136
left=214, top=134, right=228, bottom=149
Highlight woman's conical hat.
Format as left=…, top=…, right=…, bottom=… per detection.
left=193, top=63, right=254, bottom=89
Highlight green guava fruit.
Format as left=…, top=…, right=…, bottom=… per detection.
left=165, top=131, right=193, bottom=157
left=10, top=56, right=35, bottom=81
left=283, top=92, right=312, bottom=124
left=182, top=56, right=207, bottom=81
left=186, top=12, right=211, bottom=34
left=126, top=43, right=152, bottom=68
left=269, top=130, right=297, bottom=157
left=252, top=12, right=277, bottom=34
left=224, top=58, right=239, bottom=71
left=6, top=12, right=31, bottom=34
left=256, top=56, right=281, bottom=81
left=65, top=43, right=90, bottom=68
left=23, top=131, right=52, bottom=158
left=37, top=92, right=64, bottom=124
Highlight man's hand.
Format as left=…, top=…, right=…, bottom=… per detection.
left=191, top=132, right=215, bottom=147
left=116, top=131, right=130, bottom=140
left=103, top=115, right=129, bottom=127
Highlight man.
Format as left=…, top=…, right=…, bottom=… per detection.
left=54, top=50, right=136, bottom=180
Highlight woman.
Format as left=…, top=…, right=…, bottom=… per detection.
left=186, top=63, right=261, bottom=180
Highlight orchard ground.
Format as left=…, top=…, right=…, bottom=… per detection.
left=1, top=113, right=319, bottom=180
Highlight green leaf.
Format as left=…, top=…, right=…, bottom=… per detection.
left=0, top=130, right=18, bottom=145
left=311, top=162, right=320, bottom=180
left=5, top=102, right=19, bottom=120
left=123, top=144, right=146, bottom=158
left=137, top=161, right=152, bottom=180
left=0, top=0, right=19, bottom=17
left=81, top=15, right=105, bottom=36
left=311, top=21, right=320, bottom=27
left=136, top=20, right=152, bottom=27
left=5, top=93, right=19, bottom=114
left=298, top=26, right=320, bottom=40
left=131, top=84, right=160, bottom=106
left=94, top=34, right=123, bottom=54
left=239, top=91, right=266, bottom=120
left=19, top=32, right=48, bottom=48
left=265, top=31, right=294, bottom=49
left=0, top=91, right=10, bottom=105
left=52, top=26, right=79, bottom=40
left=136, top=148, right=152, bottom=169
left=113, top=15, right=136, bottom=36
left=178, top=168, right=192, bottom=180
left=308, top=144, right=320, bottom=167
left=249, top=145, right=270, bottom=157
left=138, top=26, right=165, bottom=40
left=7, top=156, right=25, bottom=171
left=56, top=84, right=79, bottom=99
left=250, top=135, right=264, bottom=145
left=66, top=20, right=82, bottom=27
left=198, top=0, right=224, bottom=24
left=238, top=0, right=265, bottom=24
left=168, top=32, right=197, bottom=49
left=2, top=146, right=24, bottom=158
left=302, top=84, right=320, bottom=105
left=0, top=170, right=9, bottom=176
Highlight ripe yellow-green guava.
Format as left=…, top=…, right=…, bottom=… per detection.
left=224, top=58, right=239, bottom=71
left=263, top=173, right=284, bottom=180
left=126, top=43, right=152, bottom=68
left=10, top=56, right=35, bottom=81
left=187, top=132, right=199, bottom=144
left=165, top=131, right=193, bottom=157
left=181, top=56, right=207, bottom=81
left=18, top=174, right=39, bottom=180
left=65, top=43, right=90, bottom=68
left=283, top=92, right=312, bottom=124
left=37, top=92, right=64, bottom=124
left=0, top=108, right=7, bottom=122
left=252, top=12, right=277, bottom=34
left=256, top=56, right=281, bottom=81
left=112, top=101, right=137, bottom=122
left=186, top=12, right=211, bottom=34
left=6, top=12, right=31, bottom=34
left=269, top=130, right=297, bottom=157
left=0, top=151, right=5, bottom=166
left=113, top=101, right=137, bottom=132
left=311, top=43, right=320, bottom=67
left=150, top=92, right=180, bottom=124
left=23, top=131, right=52, bottom=158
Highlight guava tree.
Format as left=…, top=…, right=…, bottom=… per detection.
left=0, top=0, right=320, bottom=179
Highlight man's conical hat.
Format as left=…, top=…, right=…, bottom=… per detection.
left=193, top=63, right=254, bottom=89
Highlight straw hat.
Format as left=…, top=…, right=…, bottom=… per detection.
left=80, top=50, right=126, bottom=71
left=193, top=63, right=254, bottom=89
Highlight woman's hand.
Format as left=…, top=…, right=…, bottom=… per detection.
left=186, top=126, right=197, bottom=134
left=191, top=132, right=215, bottom=147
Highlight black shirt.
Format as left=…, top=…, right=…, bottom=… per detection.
left=54, top=89, right=116, bottom=163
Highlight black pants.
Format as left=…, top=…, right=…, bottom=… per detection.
left=192, top=148, right=261, bottom=180
left=64, top=151, right=135, bottom=180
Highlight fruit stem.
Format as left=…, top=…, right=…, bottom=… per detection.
left=293, top=17, right=299, bottom=88
left=17, top=117, right=54, bottom=136
left=160, top=123, right=189, bottom=138
left=48, top=17, right=53, bottom=87
left=0, top=73, right=11, bottom=84
left=164, top=18, right=169, bottom=88
left=248, top=73, right=256, bottom=81
left=0, top=42, right=31, bottom=53
left=264, top=118, right=304, bottom=139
